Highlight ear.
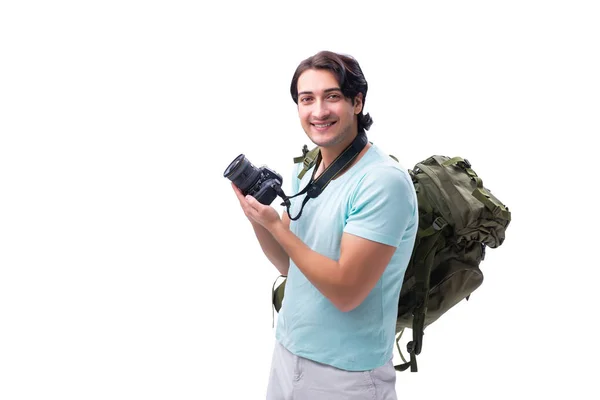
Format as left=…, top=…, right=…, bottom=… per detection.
left=353, top=93, right=363, bottom=115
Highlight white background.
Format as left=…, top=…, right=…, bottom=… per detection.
left=1, top=1, right=598, bottom=399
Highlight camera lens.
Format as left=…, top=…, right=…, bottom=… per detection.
left=223, top=154, right=261, bottom=193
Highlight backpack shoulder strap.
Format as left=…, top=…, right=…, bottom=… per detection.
left=294, top=146, right=397, bottom=180
left=394, top=220, right=447, bottom=372
left=293, top=144, right=320, bottom=179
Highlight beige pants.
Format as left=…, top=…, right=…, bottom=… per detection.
left=266, top=340, right=398, bottom=400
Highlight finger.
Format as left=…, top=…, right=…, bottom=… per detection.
left=246, top=195, right=266, bottom=215
left=244, top=195, right=256, bottom=211
left=231, top=182, right=241, bottom=196
left=239, top=201, right=254, bottom=220
left=232, top=184, right=247, bottom=204
left=242, top=201, right=258, bottom=220
left=246, top=196, right=271, bottom=222
left=231, top=186, right=256, bottom=220
left=245, top=194, right=261, bottom=207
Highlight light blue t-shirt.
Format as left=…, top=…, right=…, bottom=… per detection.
left=275, top=143, right=419, bottom=371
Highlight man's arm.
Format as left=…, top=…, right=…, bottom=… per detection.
left=232, top=182, right=290, bottom=276
left=269, top=224, right=396, bottom=312
left=266, top=166, right=414, bottom=312
left=237, top=166, right=415, bottom=311
left=250, top=210, right=290, bottom=276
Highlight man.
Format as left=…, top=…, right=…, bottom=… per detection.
left=232, top=50, right=418, bottom=399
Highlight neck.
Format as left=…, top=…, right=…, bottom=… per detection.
left=315, top=130, right=370, bottom=178
left=320, top=130, right=360, bottom=169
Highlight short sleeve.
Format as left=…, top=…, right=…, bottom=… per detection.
left=344, top=166, right=416, bottom=247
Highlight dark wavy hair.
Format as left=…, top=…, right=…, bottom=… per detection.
left=290, top=50, right=373, bottom=133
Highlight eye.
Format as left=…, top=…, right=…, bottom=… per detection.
left=300, top=96, right=313, bottom=103
left=327, top=93, right=341, bottom=100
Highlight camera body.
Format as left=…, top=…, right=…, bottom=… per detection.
left=224, top=154, right=283, bottom=205
left=248, top=166, right=282, bottom=205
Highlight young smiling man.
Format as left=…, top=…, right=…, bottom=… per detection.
left=232, top=51, right=418, bottom=399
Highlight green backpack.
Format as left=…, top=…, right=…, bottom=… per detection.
left=272, top=146, right=511, bottom=372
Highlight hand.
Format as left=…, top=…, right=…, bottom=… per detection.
left=231, top=182, right=282, bottom=232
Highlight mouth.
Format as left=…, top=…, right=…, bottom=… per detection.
left=311, top=121, right=337, bottom=131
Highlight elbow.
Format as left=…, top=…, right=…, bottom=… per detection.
left=330, top=270, right=365, bottom=312
left=336, top=302, right=358, bottom=313
left=270, top=255, right=290, bottom=276
left=333, top=299, right=362, bottom=313
left=331, top=290, right=363, bottom=313
left=275, top=260, right=290, bottom=277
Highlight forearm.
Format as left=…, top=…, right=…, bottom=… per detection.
left=270, top=222, right=352, bottom=310
left=251, top=221, right=289, bottom=276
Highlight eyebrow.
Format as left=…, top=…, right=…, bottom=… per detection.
left=297, top=87, right=342, bottom=96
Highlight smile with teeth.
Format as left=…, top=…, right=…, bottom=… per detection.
left=312, top=121, right=336, bottom=128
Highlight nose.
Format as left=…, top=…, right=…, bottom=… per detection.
left=311, top=99, right=330, bottom=120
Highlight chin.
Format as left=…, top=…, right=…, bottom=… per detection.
left=317, top=131, right=352, bottom=147
left=309, top=134, right=338, bottom=147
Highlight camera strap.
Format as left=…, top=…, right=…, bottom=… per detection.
left=276, top=133, right=369, bottom=221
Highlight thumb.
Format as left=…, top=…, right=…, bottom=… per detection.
left=245, top=195, right=262, bottom=212
left=245, top=194, right=257, bottom=206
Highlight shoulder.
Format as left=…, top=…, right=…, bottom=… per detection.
left=354, top=146, right=414, bottom=193
left=343, top=146, right=418, bottom=243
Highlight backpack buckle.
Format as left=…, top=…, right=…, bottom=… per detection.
left=432, top=217, right=447, bottom=231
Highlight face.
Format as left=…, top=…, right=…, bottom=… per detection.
left=296, top=69, right=363, bottom=149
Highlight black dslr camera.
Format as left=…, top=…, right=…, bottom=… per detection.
left=224, top=154, right=284, bottom=205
